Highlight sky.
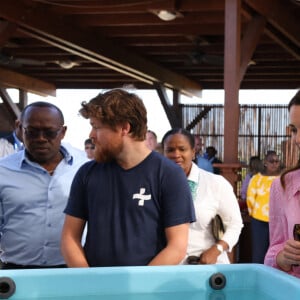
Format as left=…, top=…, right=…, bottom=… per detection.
left=7, top=88, right=298, bottom=151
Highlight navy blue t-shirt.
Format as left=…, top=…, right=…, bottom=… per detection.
left=64, top=151, right=195, bottom=266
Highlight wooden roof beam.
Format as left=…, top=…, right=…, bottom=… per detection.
left=0, top=20, right=17, bottom=47
left=244, top=0, right=300, bottom=59
left=0, top=66, right=56, bottom=97
left=0, top=0, right=202, bottom=98
left=0, top=88, right=21, bottom=120
left=240, top=14, right=266, bottom=82
left=51, top=0, right=225, bottom=14
left=154, top=83, right=181, bottom=128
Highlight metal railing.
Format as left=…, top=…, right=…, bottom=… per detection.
left=181, top=104, right=299, bottom=198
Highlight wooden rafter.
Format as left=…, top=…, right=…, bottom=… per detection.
left=0, top=0, right=202, bottom=98
left=240, top=14, right=266, bottom=82
left=0, top=20, right=17, bottom=47
left=0, top=88, right=21, bottom=120
left=0, top=66, right=56, bottom=97
left=244, top=0, right=300, bottom=59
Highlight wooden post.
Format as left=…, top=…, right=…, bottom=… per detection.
left=223, top=0, right=241, bottom=165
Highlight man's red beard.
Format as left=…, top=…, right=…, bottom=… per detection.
left=93, top=142, right=123, bottom=163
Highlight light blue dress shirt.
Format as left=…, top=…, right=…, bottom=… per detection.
left=196, top=155, right=214, bottom=173
left=0, top=144, right=87, bottom=266
left=12, top=131, right=24, bottom=151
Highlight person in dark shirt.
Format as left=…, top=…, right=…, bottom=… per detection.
left=204, top=146, right=222, bottom=174
left=61, top=88, right=195, bottom=267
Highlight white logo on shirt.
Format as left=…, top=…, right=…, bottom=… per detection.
left=133, top=188, right=151, bottom=206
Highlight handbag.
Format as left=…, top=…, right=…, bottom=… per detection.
left=211, top=214, right=225, bottom=241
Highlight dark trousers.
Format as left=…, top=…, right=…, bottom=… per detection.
left=250, top=217, right=269, bottom=263
left=0, top=262, right=67, bottom=269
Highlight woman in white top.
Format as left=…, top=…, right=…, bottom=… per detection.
left=162, top=128, right=243, bottom=264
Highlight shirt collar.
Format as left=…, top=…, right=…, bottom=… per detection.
left=187, top=162, right=199, bottom=183
left=60, top=144, right=73, bottom=165
left=18, top=145, right=73, bottom=168
left=12, top=131, right=22, bottom=144
left=287, top=169, right=300, bottom=197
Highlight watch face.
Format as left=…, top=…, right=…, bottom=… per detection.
left=216, top=244, right=224, bottom=253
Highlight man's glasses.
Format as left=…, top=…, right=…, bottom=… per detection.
left=23, top=126, right=64, bottom=140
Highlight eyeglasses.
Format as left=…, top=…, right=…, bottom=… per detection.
left=267, top=159, right=280, bottom=164
left=85, top=146, right=95, bottom=150
left=23, top=126, right=64, bottom=139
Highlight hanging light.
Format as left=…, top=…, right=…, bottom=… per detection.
left=157, top=10, right=177, bottom=21
left=54, top=60, right=80, bottom=69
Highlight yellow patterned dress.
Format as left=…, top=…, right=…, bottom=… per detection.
left=246, top=172, right=279, bottom=222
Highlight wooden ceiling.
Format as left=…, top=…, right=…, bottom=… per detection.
left=0, top=0, right=299, bottom=98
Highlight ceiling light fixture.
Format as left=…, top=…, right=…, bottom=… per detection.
left=248, top=60, right=256, bottom=66
left=157, top=10, right=177, bottom=21
left=54, top=60, right=80, bottom=69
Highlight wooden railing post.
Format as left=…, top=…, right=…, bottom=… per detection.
left=213, top=163, right=242, bottom=195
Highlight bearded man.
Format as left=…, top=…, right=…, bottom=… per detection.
left=61, top=88, right=195, bottom=267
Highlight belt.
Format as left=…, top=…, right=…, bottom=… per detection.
left=0, top=262, right=67, bottom=269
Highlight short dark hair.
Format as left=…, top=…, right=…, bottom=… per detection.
left=20, top=101, right=64, bottom=124
left=206, top=146, right=217, bottom=155
left=84, top=138, right=94, bottom=145
left=161, top=128, right=195, bottom=150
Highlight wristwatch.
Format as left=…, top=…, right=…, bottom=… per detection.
left=216, top=244, right=224, bottom=253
